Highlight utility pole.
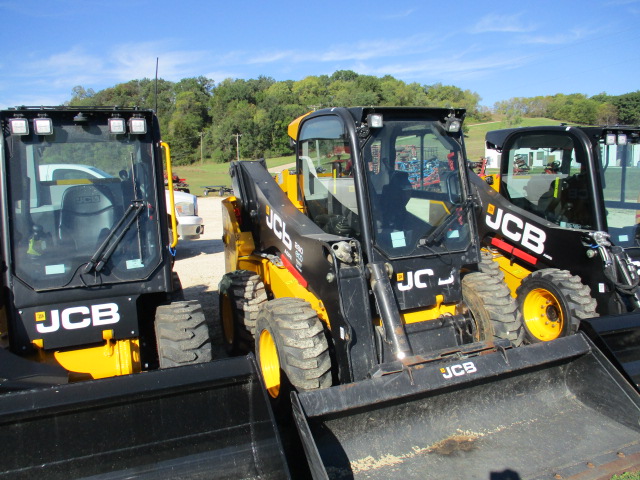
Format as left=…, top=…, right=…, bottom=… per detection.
left=232, top=133, right=242, bottom=161
left=199, top=131, right=204, bottom=165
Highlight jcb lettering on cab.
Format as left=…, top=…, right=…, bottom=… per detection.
left=35, top=303, right=120, bottom=333
left=265, top=206, right=292, bottom=250
left=485, top=205, right=546, bottom=254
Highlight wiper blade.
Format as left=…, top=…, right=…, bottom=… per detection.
left=83, top=200, right=145, bottom=274
left=419, top=199, right=473, bottom=247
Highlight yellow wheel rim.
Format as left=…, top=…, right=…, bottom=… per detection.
left=522, top=288, right=564, bottom=341
left=259, top=329, right=281, bottom=398
left=221, top=295, right=234, bottom=345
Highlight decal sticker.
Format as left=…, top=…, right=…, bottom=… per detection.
left=397, top=269, right=434, bottom=291
left=440, top=361, right=477, bottom=379
left=438, top=274, right=454, bottom=285
left=391, top=231, right=406, bottom=248
left=266, top=206, right=292, bottom=250
left=485, top=205, right=546, bottom=254
left=45, top=264, right=65, bottom=275
left=35, top=303, right=120, bottom=333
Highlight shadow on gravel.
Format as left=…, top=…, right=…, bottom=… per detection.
left=174, top=237, right=224, bottom=260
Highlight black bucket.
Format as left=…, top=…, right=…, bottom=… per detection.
left=581, top=313, right=640, bottom=391
left=293, top=334, right=640, bottom=480
left=0, top=355, right=290, bottom=479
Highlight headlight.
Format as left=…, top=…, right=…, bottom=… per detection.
left=175, top=202, right=195, bottom=216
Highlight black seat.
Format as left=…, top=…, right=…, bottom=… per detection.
left=59, top=184, right=115, bottom=252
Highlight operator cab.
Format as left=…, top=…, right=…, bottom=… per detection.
left=3, top=108, right=163, bottom=291
left=486, top=126, right=640, bottom=248
left=297, top=108, right=472, bottom=260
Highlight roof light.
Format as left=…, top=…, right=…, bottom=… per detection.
left=34, top=117, right=53, bottom=136
left=618, top=134, right=628, bottom=145
left=128, top=116, right=147, bottom=134
left=367, top=113, right=383, bottom=128
left=9, top=117, right=29, bottom=135
left=444, top=116, right=462, bottom=133
left=606, top=133, right=617, bottom=145
left=73, top=112, right=89, bottom=123
left=108, top=117, right=126, bottom=134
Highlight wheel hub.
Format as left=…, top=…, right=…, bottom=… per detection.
left=523, top=288, right=564, bottom=341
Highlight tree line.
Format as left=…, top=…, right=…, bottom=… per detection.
left=68, top=71, right=640, bottom=165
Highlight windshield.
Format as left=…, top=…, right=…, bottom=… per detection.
left=4, top=117, right=162, bottom=290
left=600, top=135, right=640, bottom=247
left=363, top=119, right=469, bottom=257
left=498, top=133, right=594, bottom=230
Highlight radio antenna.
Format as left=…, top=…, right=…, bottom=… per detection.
left=154, top=57, right=159, bottom=113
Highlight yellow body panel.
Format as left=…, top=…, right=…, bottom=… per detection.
left=401, top=295, right=458, bottom=324
left=274, top=169, right=304, bottom=211
left=222, top=196, right=256, bottom=273
left=287, top=111, right=312, bottom=141
left=31, top=337, right=141, bottom=381
left=237, top=254, right=330, bottom=328
left=491, top=253, right=532, bottom=297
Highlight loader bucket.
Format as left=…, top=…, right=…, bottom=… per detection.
left=0, top=355, right=290, bottom=479
left=292, top=334, right=640, bottom=480
left=581, top=313, right=640, bottom=390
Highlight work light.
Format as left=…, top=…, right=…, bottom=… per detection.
left=34, top=117, right=53, bottom=136
left=108, top=117, right=126, bottom=134
left=9, top=117, right=29, bottom=135
left=128, top=116, right=147, bottom=134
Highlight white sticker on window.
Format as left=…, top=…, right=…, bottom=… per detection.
left=126, top=259, right=144, bottom=269
left=45, top=264, right=65, bottom=275
left=391, top=231, right=406, bottom=248
left=619, top=235, right=629, bottom=242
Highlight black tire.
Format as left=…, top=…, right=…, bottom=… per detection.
left=255, top=298, right=332, bottom=403
left=516, top=268, right=597, bottom=343
left=218, top=270, right=267, bottom=336
left=478, top=249, right=505, bottom=281
left=462, top=272, right=525, bottom=347
left=155, top=300, right=212, bottom=368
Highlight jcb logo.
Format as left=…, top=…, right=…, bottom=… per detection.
left=397, top=269, right=434, bottom=291
left=76, top=195, right=100, bottom=204
left=35, top=303, right=120, bottom=333
left=485, top=204, right=546, bottom=254
left=441, top=361, right=477, bottom=379
left=265, top=206, right=292, bottom=250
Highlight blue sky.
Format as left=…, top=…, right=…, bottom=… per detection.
left=1, top=0, right=639, bottom=110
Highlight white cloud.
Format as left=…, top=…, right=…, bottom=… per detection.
left=520, top=28, right=590, bottom=45
left=470, top=13, right=537, bottom=34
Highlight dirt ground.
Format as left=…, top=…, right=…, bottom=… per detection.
left=171, top=195, right=227, bottom=358
left=171, top=164, right=293, bottom=359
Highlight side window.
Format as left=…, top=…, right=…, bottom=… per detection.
left=501, top=133, right=593, bottom=229
left=298, top=116, right=359, bottom=237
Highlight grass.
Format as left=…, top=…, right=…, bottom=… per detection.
left=612, top=471, right=640, bottom=480
left=465, top=118, right=566, bottom=161
left=171, top=155, right=294, bottom=196
left=175, top=118, right=566, bottom=196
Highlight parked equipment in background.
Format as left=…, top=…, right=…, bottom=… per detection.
left=473, top=125, right=640, bottom=389
left=221, top=107, right=640, bottom=479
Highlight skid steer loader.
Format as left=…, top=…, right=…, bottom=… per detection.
left=221, top=107, right=640, bottom=479
left=0, top=106, right=289, bottom=479
left=472, top=125, right=640, bottom=389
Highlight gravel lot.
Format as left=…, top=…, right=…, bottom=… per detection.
left=172, top=164, right=293, bottom=359
left=171, top=195, right=227, bottom=358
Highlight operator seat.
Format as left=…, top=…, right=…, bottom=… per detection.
left=380, top=170, right=413, bottom=229
left=59, top=184, right=115, bottom=252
